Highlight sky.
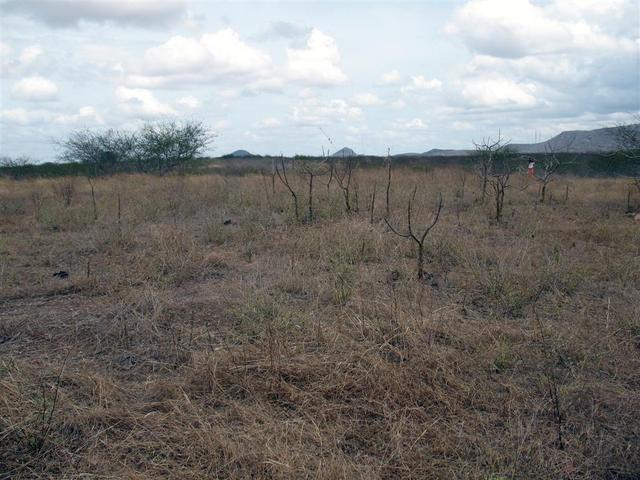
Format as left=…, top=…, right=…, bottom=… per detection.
left=0, top=0, right=639, bottom=161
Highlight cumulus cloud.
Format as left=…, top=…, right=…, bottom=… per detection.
left=54, top=106, right=104, bottom=125
left=1, top=0, right=188, bottom=28
left=115, top=86, right=176, bottom=118
left=286, top=29, right=348, bottom=86
left=12, top=76, right=59, bottom=101
left=127, top=29, right=273, bottom=88
left=448, top=0, right=638, bottom=116
left=1, top=44, right=50, bottom=77
left=290, top=98, right=362, bottom=126
left=351, top=92, right=381, bottom=106
left=18, top=45, right=44, bottom=65
left=461, top=76, right=538, bottom=108
left=446, top=0, right=636, bottom=58
left=401, top=75, right=443, bottom=95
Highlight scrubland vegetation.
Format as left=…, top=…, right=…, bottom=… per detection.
left=1, top=162, right=639, bottom=479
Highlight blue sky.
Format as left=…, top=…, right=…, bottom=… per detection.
left=1, top=0, right=638, bottom=161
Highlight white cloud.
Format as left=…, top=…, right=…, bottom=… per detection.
left=1, top=0, right=188, bottom=28
left=379, top=69, right=402, bottom=85
left=2, top=45, right=50, bottom=77
left=143, top=36, right=209, bottom=75
left=461, top=76, right=538, bottom=108
left=401, top=75, right=443, bottom=95
left=12, top=76, right=58, bottom=101
left=115, top=86, right=176, bottom=118
left=286, top=29, right=348, bottom=86
left=446, top=0, right=636, bottom=58
left=352, top=92, right=381, bottom=106
left=130, top=29, right=273, bottom=88
left=449, top=0, right=638, bottom=116
left=18, top=45, right=43, bottom=65
left=177, top=96, right=199, bottom=109
left=290, top=98, right=362, bottom=126
left=54, top=106, right=104, bottom=125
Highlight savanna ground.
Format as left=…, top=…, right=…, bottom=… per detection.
left=0, top=164, right=639, bottom=479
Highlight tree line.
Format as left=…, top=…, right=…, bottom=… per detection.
left=59, top=121, right=215, bottom=176
left=0, top=121, right=214, bottom=178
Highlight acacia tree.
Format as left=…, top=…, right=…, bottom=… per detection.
left=58, top=129, right=137, bottom=175
left=136, top=121, right=214, bottom=175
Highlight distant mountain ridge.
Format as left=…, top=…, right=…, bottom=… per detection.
left=511, top=125, right=639, bottom=154
left=393, top=125, right=637, bottom=157
left=220, top=125, right=637, bottom=159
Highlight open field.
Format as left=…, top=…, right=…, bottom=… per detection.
left=1, top=166, right=639, bottom=479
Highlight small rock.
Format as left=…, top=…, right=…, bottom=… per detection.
left=52, top=270, right=69, bottom=279
left=223, top=219, right=233, bottom=226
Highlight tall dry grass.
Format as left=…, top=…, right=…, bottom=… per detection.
left=0, top=165, right=639, bottom=479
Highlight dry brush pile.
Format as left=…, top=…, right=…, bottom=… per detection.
left=0, top=163, right=639, bottom=479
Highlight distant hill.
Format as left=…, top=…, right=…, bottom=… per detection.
left=423, top=148, right=472, bottom=157
left=331, top=147, right=356, bottom=157
left=393, top=125, right=638, bottom=157
left=223, top=149, right=258, bottom=158
left=394, top=148, right=471, bottom=158
left=511, top=125, right=639, bottom=154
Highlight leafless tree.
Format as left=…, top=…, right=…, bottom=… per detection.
left=385, top=187, right=444, bottom=280
left=369, top=181, right=377, bottom=224
left=530, top=137, right=575, bottom=203
left=334, top=154, right=358, bottom=213
left=489, top=168, right=511, bottom=223
left=275, top=155, right=300, bottom=222
left=385, top=147, right=392, bottom=218
left=299, top=159, right=330, bottom=222
left=0, top=155, right=31, bottom=168
left=613, top=118, right=640, bottom=193
left=87, top=176, right=98, bottom=220
left=473, top=132, right=509, bottom=203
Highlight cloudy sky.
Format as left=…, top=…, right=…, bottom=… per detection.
left=1, top=0, right=638, bottom=160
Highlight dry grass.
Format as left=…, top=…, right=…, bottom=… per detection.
left=1, top=166, right=639, bottom=479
